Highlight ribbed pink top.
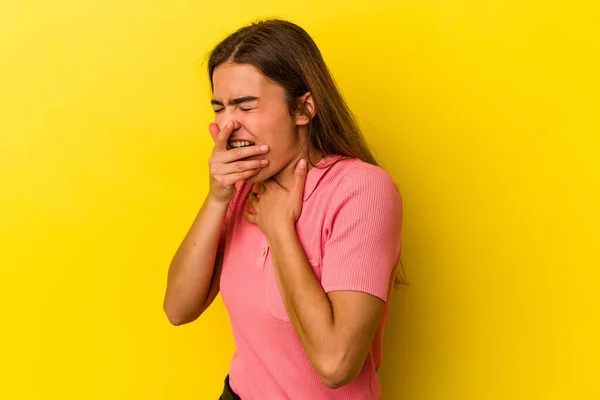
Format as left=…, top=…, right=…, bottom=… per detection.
left=218, top=155, right=403, bottom=399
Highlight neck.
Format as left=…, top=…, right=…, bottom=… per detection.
left=272, top=145, right=323, bottom=190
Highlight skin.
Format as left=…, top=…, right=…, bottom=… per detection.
left=165, top=63, right=385, bottom=389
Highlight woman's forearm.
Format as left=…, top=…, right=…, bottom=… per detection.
left=268, top=224, right=339, bottom=375
left=163, top=195, right=229, bottom=325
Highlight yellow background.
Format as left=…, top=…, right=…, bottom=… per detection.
left=1, top=1, right=598, bottom=399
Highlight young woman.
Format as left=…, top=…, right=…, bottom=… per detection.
left=164, top=19, right=403, bottom=400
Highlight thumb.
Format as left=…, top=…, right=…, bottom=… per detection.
left=292, top=159, right=308, bottom=198
left=208, top=123, right=220, bottom=143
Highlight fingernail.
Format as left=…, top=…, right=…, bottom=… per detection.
left=261, top=159, right=268, bottom=165
left=227, top=121, right=233, bottom=128
left=299, top=159, right=307, bottom=168
left=260, top=145, right=269, bottom=151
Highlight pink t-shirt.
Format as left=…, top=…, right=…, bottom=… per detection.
left=218, top=155, right=403, bottom=400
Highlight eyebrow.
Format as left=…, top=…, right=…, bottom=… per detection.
left=211, top=96, right=259, bottom=106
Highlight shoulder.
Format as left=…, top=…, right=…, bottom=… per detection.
left=328, top=158, right=401, bottom=205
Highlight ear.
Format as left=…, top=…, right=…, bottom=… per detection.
left=295, top=92, right=316, bottom=126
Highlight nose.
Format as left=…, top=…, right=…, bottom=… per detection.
left=215, top=108, right=246, bottom=129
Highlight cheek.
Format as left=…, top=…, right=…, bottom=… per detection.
left=243, top=114, right=265, bottom=136
left=236, top=114, right=272, bottom=147
left=257, top=111, right=296, bottom=144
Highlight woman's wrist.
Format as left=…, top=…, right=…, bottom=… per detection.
left=268, top=221, right=297, bottom=248
left=206, top=191, right=232, bottom=206
left=204, top=193, right=231, bottom=217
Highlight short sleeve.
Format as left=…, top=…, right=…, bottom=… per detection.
left=321, top=165, right=403, bottom=301
left=217, top=181, right=246, bottom=254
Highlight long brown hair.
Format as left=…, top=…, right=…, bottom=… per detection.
left=207, top=18, right=378, bottom=167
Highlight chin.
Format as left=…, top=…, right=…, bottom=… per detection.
left=244, top=168, right=274, bottom=184
left=243, top=172, right=264, bottom=184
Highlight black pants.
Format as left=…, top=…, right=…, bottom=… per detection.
left=219, top=375, right=241, bottom=400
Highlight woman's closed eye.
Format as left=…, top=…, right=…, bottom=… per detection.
left=213, top=106, right=256, bottom=113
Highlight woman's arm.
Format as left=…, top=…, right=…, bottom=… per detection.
left=269, top=226, right=385, bottom=389
left=163, top=120, right=269, bottom=325
left=163, top=195, right=229, bottom=325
